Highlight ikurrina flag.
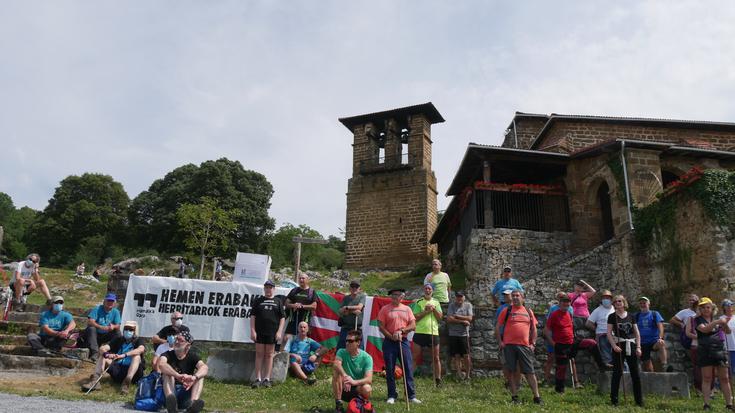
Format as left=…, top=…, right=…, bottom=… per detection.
left=362, top=296, right=418, bottom=372
left=309, top=291, right=345, bottom=348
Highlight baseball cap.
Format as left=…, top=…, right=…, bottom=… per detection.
left=423, top=283, right=434, bottom=290
left=455, top=290, right=465, bottom=296
left=264, top=280, right=275, bottom=287
left=502, top=289, right=513, bottom=295
left=104, top=293, right=117, bottom=301
left=503, top=265, right=512, bottom=271
left=723, top=299, right=734, bottom=307
left=388, top=288, right=406, bottom=295
left=558, top=293, right=571, bottom=302
left=699, top=297, right=713, bottom=306
left=52, top=295, right=64, bottom=304
left=639, top=296, right=650, bottom=302
left=349, top=280, right=361, bottom=288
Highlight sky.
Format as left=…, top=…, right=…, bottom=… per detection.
left=2, top=1, right=735, bottom=237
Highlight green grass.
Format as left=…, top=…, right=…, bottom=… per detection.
left=23, top=268, right=109, bottom=309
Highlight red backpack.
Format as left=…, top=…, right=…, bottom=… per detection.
left=347, top=396, right=373, bottom=413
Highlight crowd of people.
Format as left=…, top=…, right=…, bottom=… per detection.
left=7, top=253, right=735, bottom=411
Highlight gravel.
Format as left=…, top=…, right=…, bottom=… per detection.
left=0, top=391, right=134, bottom=412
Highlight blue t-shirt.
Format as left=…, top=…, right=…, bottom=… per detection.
left=39, top=310, right=74, bottom=337
left=491, top=278, right=524, bottom=304
left=636, top=310, right=664, bottom=344
left=88, top=305, right=121, bottom=334
left=287, top=336, right=321, bottom=364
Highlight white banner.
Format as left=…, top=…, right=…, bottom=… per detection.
left=233, top=252, right=271, bottom=284
left=121, top=276, right=288, bottom=343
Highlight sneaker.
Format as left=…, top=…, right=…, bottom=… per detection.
left=36, top=349, right=54, bottom=357
left=704, top=404, right=711, bottom=410
left=119, top=382, right=129, bottom=395
left=185, top=399, right=205, bottom=413
left=306, top=377, right=317, bottom=385
left=263, top=379, right=272, bottom=388
left=335, top=400, right=345, bottom=413
left=89, top=352, right=99, bottom=363
left=81, top=374, right=101, bottom=391
left=409, top=398, right=422, bottom=404
left=166, top=394, right=178, bottom=413
left=435, top=378, right=442, bottom=387
left=725, top=404, right=734, bottom=410
left=574, top=382, right=584, bottom=389
left=511, top=395, right=520, bottom=404
left=533, top=396, right=543, bottom=405
left=386, top=398, right=396, bottom=405
left=251, top=379, right=261, bottom=389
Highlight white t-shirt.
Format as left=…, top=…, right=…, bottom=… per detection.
left=588, top=305, right=614, bottom=335
left=676, top=308, right=698, bottom=346
left=720, top=315, right=735, bottom=351
left=155, top=342, right=172, bottom=357
left=11, top=261, right=34, bottom=284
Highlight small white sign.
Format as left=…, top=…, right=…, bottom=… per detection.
left=233, top=252, right=271, bottom=284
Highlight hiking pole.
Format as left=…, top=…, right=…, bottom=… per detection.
left=569, top=358, right=575, bottom=388
left=466, top=324, right=472, bottom=381
left=85, top=358, right=117, bottom=395
left=430, top=310, right=437, bottom=387
left=398, top=337, right=410, bottom=411
left=619, top=347, right=627, bottom=403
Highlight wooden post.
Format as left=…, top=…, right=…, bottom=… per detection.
left=292, top=236, right=328, bottom=281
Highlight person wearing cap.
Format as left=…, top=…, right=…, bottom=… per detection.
left=11, top=253, right=51, bottom=308
left=544, top=293, right=601, bottom=393
left=447, top=290, right=473, bottom=380
left=250, top=279, right=285, bottom=388
left=83, top=292, right=122, bottom=362
left=607, top=295, right=643, bottom=407
left=412, top=283, right=443, bottom=386
left=694, top=297, right=734, bottom=410
left=27, top=295, right=75, bottom=357
left=720, top=299, right=735, bottom=377
left=587, top=289, right=615, bottom=368
left=543, top=292, right=574, bottom=385
left=491, top=265, right=524, bottom=308
left=287, top=321, right=323, bottom=385
left=152, top=312, right=191, bottom=371
left=635, top=296, right=670, bottom=372
left=377, top=288, right=421, bottom=405
left=672, top=294, right=702, bottom=392
left=337, top=280, right=366, bottom=349
left=83, top=320, right=145, bottom=395
left=159, top=331, right=208, bottom=413
left=423, top=259, right=451, bottom=304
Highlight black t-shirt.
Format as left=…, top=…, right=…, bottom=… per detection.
left=163, top=350, right=201, bottom=376
left=286, top=287, right=316, bottom=323
left=607, top=312, right=635, bottom=339
left=251, top=296, right=285, bottom=336
left=156, top=324, right=190, bottom=339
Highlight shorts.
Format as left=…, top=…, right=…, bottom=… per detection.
left=255, top=333, right=276, bottom=345
left=640, top=342, right=658, bottom=361
left=341, top=387, right=359, bottom=402
left=108, top=362, right=144, bottom=384
left=503, top=345, right=535, bottom=374
left=412, top=333, right=437, bottom=348
left=448, top=336, right=468, bottom=356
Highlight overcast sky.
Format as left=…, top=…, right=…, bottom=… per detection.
left=2, top=1, right=734, bottom=237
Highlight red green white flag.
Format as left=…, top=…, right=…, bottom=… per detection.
left=309, top=291, right=344, bottom=348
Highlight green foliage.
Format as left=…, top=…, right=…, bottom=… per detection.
left=29, top=173, right=129, bottom=266
left=267, top=223, right=344, bottom=270
left=129, top=158, right=275, bottom=256
left=606, top=155, right=627, bottom=203
left=0, top=193, right=40, bottom=260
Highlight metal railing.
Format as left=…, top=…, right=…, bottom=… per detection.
left=478, top=190, right=571, bottom=232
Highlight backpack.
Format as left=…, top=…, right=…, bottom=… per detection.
left=347, top=395, right=374, bottom=413
left=679, top=317, right=695, bottom=350
left=134, top=372, right=162, bottom=412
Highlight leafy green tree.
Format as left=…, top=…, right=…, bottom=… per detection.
left=129, top=158, right=274, bottom=256
left=267, top=223, right=344, bottom=270
left=176, top=197, right=237, bottom=278
left=30, top=173, right=129, bottom=265
left=0, top=192, right=40, bottom=260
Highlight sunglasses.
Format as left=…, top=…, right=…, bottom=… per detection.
left=614, top=300, right=624, bottom=303
left=123, top=327, right=135, bottom=332
left=53, top=301, right=64, bottom=304
left=345, top=339, right=359, bottom=343
left=173, top=317, right=183, bottom=320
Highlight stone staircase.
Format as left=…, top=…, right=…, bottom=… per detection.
left=0, top=303, right=92, bottom=376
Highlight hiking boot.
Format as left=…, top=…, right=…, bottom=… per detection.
left=435, top=378, right=442, bottom=387
left=120, top=378, right=130, bottom=395
left=704, top=404, right=711, bottom=410
left=574, top=382, right=584, bottom=389
left=166, top=394, right=178, bottom=413
left=251, top=379, right=261, bottom=389
left=89, top=352, right=99, bottom=363
left=13, top=300, right=24, bottom=312
left=81, top=374, right=101, bottom=392
left=185, top=399, right=205, bottom=413
left=511, top=395, right=520, bottom=404
left=335, top=400, right=345, bottom=413
left=533, top=396, right=543, bottom=405
left=36, top=348, right=55, bottom=357
left=263, top=379, right=272, bottom=388
left=306, top=377, right=317, bottom=385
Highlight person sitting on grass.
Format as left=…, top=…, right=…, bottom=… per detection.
left=152, top=312, right=190, bottom=371
left=332, top=329, right=373, bottom=413
left=27, top=295, right=75, bottom=357
left=287, top=321, right=323, bottom=385
left=159, top=331, right=208, bottom=413
left=82, top=320, right=145, bottom=395
left=83, top=292, right=121, bottom=362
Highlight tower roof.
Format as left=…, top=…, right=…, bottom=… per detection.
left=338, top=102, right=445, bottom=131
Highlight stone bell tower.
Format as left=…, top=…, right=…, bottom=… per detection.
left=339, top=103, right=444, bottom=270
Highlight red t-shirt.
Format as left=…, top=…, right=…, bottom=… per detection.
left=497, top=305, right=537, bottom=346
left=377, top=303, right=415, bottom=335
left=546, top=308, right=574, bottom=345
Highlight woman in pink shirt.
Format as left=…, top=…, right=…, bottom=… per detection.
left=568, top=280, right=596, bottom=328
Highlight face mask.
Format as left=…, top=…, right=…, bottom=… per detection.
left=26, top=259, right=34, bottom=267
left=123, top=330, right=134, bottom=340
left=602, top=299, right=612, bottom=308
left=174, top=319, right=183, bottom=327
left=167, top=335, right=176, bottom=346
left=53, top=303, right=63, bottom=312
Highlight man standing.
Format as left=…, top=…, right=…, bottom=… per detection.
left=496, top=290, right=542, bottom=404
left=378, top=288, right=421, bottom=405
left=491, top=265, right=523, bottom=307
left=152, top=312, right=191, bottom=371
left=586, top=289, right=615, bottom=368
left=636, top=296, right=670, bottom=372
left=27, top=295, right=75, bottom=357
left=447, top=290, right=473, bottom=379
left=332, top=329, right=373, bottom=413
left=424, top=259, right=451, bottom=305
left=287, top=322, right=322, bottom=385
left=84, top=293, right=121, bottom=362
left=82, top=320, right=145, bottom=395
left=670, top=293, right=701, bottom=391
left=11, top=253, right=51, bottom=307
left=251, top=279, right=285, bottom=388
left=337, top=280, right=366, bottom=349
left=159, top=331, right=208, bottom=413
left=412, top=283, right=443, bottom=385
left=284, top=273, right=318, bottom=345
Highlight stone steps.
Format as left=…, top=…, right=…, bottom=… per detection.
left=0, top=353, right=81, bottom=376
left=0, top=320, right=38, bottom=334
left=0, top=334, right=29, bottom=345
left=21, top=303, right=91, bottom=317
left=6, top=311, right=88, bottom=326
left=0, top=344, right=89, bottom=359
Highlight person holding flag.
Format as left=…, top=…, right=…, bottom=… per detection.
left=412, top=283, right=443, bottom=386
left=377, top=288, right=421, bottom=405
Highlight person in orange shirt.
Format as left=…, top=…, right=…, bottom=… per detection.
left=377, top=288, right=421, bottom=405
left=495, top=290, right=542, bottom=405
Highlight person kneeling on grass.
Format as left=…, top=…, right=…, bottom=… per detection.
left=288, top=321, right=323, bottom=385
left=333, top=329, right=373, bottom=413
left=159, top=331, right=208, bottom=413
left=82, top=320, right=145, bottom=395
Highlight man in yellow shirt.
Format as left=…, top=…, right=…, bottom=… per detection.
left=424, top=259, right=451, bottom=305
left=412, top=283, right=443, bottom=386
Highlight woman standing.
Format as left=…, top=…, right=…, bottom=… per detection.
left=721, top=299, right=735, bottom=379
left=250, top=279, right=285, bottom=388
left=695, top=297, right=733, bottom=410
left=606, top=295, right=643, bottom=407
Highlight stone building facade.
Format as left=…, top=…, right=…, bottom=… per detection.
left=340, top=103, right=443, bottom=269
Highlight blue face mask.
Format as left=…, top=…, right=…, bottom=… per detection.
left=602, top=299, right=612, bottom=308
left=167, top=335, right=176, bottom=346
left=53, top=303, right=63, bottom=312
left=123, top=330, right=134, bottom=340
left=26, top=259, right=34, bottom=267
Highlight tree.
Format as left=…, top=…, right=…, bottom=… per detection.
left=0, top=192, right=40, bottom=260
left=30, top=173, right=129, bottom=265
left=176, top=197, right=237, bottom=278
left=267, top=223, right=345, bottom=270
left=129, top=158, right=275, bottom=256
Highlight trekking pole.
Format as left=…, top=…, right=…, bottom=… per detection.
left=619, top=349, right=627, bottom=402
left=85, top=358, right=117, bottom=395
left=398, top=337, right=410, bottom=411
left=466, top=324, right=472, bottom=381
left=569, top=358, right=575, bottom=388
left=430, top=310, right=437, bottom=386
